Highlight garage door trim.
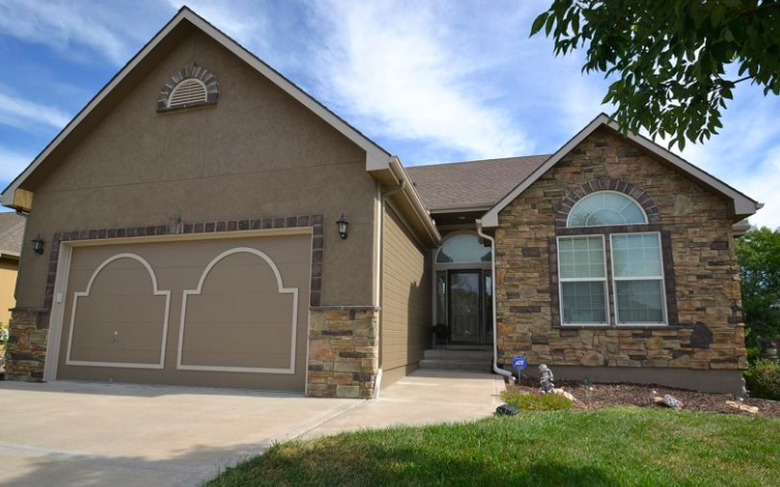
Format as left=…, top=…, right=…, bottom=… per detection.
left=64, top=252, right=172, bottom=370
left=176, top=246, right=299, bottom=375
left=42, top=226, right=314, bottom=384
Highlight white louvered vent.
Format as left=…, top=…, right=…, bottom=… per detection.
left=167, top=78, right=208, bottom=108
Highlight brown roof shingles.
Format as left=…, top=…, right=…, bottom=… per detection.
left=406, top=155, right=550, bottom=212
left=0, top=211, right=25, bottom=257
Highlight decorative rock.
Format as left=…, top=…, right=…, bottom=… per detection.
left=725, top=400, right=759, bottom=414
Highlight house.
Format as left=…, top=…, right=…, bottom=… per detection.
left=1, top=8, right=759, bottom=397
left=0, top=212, right=24, bottom=329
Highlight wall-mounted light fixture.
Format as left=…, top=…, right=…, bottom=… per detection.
left=31, top=234, right=45, bottom=255
left=336, top=214, right=349, bottom=240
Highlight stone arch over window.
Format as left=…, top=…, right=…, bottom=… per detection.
left=157, top=62, right=219, bottom=111
left=555, top=178, right=660, bottom=229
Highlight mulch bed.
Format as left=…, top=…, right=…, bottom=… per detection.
left=507, top=378, right=780, bottom=419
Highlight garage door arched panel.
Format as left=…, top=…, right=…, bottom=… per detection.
left=177, top=247, right=299, bottom=374
left=66, top=253, right=171, bottom=369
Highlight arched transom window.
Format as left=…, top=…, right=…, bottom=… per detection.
left=567, top=191, right=647, bottom=227
left=436, top=234, right=491, bottom=264
left=556, top=190, right=668, bottom=327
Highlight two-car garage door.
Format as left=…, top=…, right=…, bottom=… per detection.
left=54, top=233, right=311, bottom=392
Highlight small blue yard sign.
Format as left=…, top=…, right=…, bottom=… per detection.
left=512, top=355, right=528, bottom=371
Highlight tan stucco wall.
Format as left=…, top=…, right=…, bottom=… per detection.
left=16, top=28, right=377, bottom=309
left=0, top=258, right=18, bottom=328
left=381, top=205, right=431, bottom=387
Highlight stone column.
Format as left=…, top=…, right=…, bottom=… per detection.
left=307, top=308, right=379, bottom=398
left=5, top=308, right=50, bottom=382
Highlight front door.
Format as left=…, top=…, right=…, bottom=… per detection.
left=448, top=270, right=482, bottom=343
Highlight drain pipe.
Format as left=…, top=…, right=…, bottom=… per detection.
left=374, top=178, right=407, bottom=399
left=477, top=220, right=514, bottom=382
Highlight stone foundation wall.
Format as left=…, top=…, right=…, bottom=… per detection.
left=307, top=308, right=379, bottom=398
left=495, top=127, right=747, bottom=376
left=5, top=308, right=49, bottom=381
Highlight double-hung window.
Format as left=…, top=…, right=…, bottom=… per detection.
left=557, top=191, right=667, bottom=326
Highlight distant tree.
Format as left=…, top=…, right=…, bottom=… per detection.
left=735, top=227, right=780, bottom=350
left=531, top=0, right=780, bottom=150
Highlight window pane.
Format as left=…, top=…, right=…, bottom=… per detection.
left=437, top=234, right=491, bottom=263
left=567, top=192, right=647, bottom=227
left=436, top=271, right=447, bottom=326
left=561, top=281, right=607, bottom=324
left=612, top=233, right=663, bottom=277
left=616, top=280, right=665, bottom=323
left=559, top=236, right=605, bottom=279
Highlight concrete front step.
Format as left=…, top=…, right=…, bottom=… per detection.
left=418, top=359, right=492, bottom=372
left=423, top=349, right=493, bottom=360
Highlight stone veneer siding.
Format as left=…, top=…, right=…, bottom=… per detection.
left=307, top=308, right=379, bottom=398
left=494, top=127, right=747, bottom=373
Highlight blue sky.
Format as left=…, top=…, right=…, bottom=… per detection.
left=1, top=0, right=778, bottom=227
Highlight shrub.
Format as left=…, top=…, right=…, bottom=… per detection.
left=744, top=359, right=780, bottom=400
left=500, top=390, right=573, bottom=411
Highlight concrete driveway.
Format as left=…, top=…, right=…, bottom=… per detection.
left=0, top=370, right=502, bottom=487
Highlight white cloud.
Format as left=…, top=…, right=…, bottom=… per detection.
left=0, top=146, right=32, bottom=185
left=0, top=90, right=71, bottom=131
left=165, top=0, right=270, bottom=51
left=302, top=1, right=533, bottom=163
left=0, top=0, right=137, bottom=65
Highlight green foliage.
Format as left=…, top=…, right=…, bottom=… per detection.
left=500, top=390, right=573, bottom=411
left=531, top=0, right=780, bottom=149
left=0, top=325, right=7, bottom=345
left=735, top=227, right=780, bottom=349
left=744, top=359, right=780, bottom=400
left=204, top=409, right=780, bottom=487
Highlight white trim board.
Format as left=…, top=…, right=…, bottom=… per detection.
left=481, top=113, right=760, bottom=227
left=176, top=247, right=299, bottom=375
left=0, top=7, right=391, bottom=208
left=65, top=253, right=172, bottom=369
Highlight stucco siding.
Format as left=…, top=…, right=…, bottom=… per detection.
left=16, top=27, right=377, bottom=309
left=381, top=205, right=431, bottom=386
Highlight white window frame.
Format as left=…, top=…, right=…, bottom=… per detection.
left=566, top=190, right=649, bottom=228
left=557, top=234, right=610, bottom=327
left=609, top=231, right=668, bottom=326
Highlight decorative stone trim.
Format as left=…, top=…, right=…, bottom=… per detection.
left=307, top=309, right=379, bottom=398
left=44, top=214, right=325, bottom=312
left=554, top=177, right=661, bottom=228
left=5, top=308, right=50, bottom=382
left=157, top=62, right=219, bottom=112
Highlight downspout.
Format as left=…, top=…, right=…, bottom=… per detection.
left=477, top=220, right=514, bottom=381
left=374, top=178, right=406, bottom=399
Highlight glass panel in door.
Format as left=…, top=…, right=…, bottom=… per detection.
left=449, top=271, right=481, bottom=343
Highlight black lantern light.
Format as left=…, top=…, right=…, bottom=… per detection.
left=336, top=214, right=349, bottom=240
left=31, top=234, right=45, bottom=255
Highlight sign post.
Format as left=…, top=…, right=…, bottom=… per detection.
left=512, top=355, right=528, bottom=384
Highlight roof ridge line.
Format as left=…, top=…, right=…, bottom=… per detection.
left=407, top=154, right=551, bottom=170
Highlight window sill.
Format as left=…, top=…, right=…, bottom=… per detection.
left=555, top=324, right=683, bottom=330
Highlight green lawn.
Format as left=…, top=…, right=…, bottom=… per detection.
left=204, top=408, right=780, bottom=487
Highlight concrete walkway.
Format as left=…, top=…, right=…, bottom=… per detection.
left=0, top=370, right=503, bottom=487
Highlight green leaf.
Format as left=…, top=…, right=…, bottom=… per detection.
left=530, top=12, right=548, bottom=36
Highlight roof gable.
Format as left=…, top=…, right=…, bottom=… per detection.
left=481, top=114, right=760, bottom=227
left=1, top=7, right=391, bottom=210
